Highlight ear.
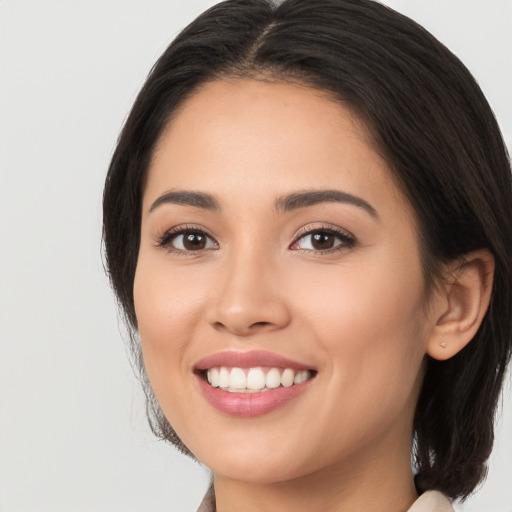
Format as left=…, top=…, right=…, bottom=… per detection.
left=427, top=249, right=495, bottom=361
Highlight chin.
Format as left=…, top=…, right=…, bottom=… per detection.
left=189, top=436, right=322, bottom=485
left=207, top=457, right=306, bottom=485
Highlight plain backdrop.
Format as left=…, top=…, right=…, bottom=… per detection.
left=0, top=1, right=511, bottom=511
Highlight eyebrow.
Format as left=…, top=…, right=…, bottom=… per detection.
left=149, top=190, right=221, bottom=213
left=275, top=189, right=378, bottom=218
left=149, top=188, right=378, bottom=218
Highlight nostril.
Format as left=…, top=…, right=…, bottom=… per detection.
left=208, top=296, right=291, bottom=335
left=251, top=321, right=271, bottom=328
left=211, top=320, right=273, bottom=335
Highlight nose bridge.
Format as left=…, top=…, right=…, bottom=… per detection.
left=208, top=240, right=290, bottom=336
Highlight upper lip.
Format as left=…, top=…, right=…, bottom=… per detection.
left=194, top=350, right=315, bottom=371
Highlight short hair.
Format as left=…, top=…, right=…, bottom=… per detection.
left=103, top=0, right=512, bottom=500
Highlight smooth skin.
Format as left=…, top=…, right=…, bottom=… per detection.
left=134, top=79, right=494, bottom=512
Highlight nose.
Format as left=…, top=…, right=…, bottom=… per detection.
left=206, top=250, right=291, bottom=337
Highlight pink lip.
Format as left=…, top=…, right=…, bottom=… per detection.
left=197, top=378, right=313, bottom=417
left=194, top=351, right=316, bottom=417
left=194, top=350, right=313, bottom=371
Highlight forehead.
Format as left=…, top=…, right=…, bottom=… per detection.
left=145, top=79, right=411, bottom=220
left=153, top=79, right=371, bottom=163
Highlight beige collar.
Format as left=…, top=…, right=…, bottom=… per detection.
left=197, top=487, right=454, bottom=512
left=407, top=490, right=454, bottom=511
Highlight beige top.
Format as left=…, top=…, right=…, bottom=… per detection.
left=197, top=487, right=454, bottom=512
left=408, top=491, right=454, bottom=512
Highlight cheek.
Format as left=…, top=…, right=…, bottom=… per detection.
left=133, top=253, right=203, bottom=378
left=296, top=249, right=428, bottom=406
left=132, top=259, right=206, bottom=434
left=306, top=239, right=427, bottom=344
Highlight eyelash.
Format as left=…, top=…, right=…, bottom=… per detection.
left=156, top=224, right=356, bottom=255
left=290, top=224, right=356, bottom=254
left=156, top=225, right=219, bottom=255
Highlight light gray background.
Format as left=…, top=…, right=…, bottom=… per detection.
left=0, top=1, right=510, bottom=511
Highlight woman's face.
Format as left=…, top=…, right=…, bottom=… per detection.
left=134, top=79, right=435, bottom=483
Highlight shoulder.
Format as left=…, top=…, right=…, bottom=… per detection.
left=408, top=490, right=454, bottom=512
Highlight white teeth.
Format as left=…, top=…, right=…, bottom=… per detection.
left=209, top=367, right=219, bottom=387
left=294, top=370, right=309, bottom=385
left=205, top=366, right=313, bottom=393
left=219, top=367, right=230, bottom=388
left=247, top=367, right=266, bottom=390
left=265, top=368, right=281, bottom=389
left=281, top=368, right=295, bottom=387
left=229, top=367, right=247, bottom=389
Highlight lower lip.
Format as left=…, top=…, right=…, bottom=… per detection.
left=196, top=374, right=313, bottom=417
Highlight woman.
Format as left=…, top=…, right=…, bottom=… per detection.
left=103, top=0, right=512, bottom=510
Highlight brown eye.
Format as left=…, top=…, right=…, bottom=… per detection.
left=182, top=232, right=207, bottom=250
left=165, top=230, right=217, bottom=252
left=311, top=232, right=336, bottom=250
left=292, top=228, right=355, bottom=253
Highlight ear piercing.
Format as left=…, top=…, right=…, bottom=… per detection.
left=440, top=342, right=447, bottom=348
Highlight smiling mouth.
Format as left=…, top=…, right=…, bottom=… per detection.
left=194, top=351, right=317, bottom=416
left=199, top=366, right=316, bottom=393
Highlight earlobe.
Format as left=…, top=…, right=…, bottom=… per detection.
left=426, top=250, right=495, bottom=361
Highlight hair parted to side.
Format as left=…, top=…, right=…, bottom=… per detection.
left=103, top=0, right=512, bottom=500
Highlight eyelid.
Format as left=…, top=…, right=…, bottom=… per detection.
left=290, top=223, right=356, bottom=253
left=155, top=222, right=355, bottom=255
left=156, top=224, right=219, bottom=253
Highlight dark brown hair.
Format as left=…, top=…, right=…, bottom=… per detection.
left=103, top=0, right=512, bottom=500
